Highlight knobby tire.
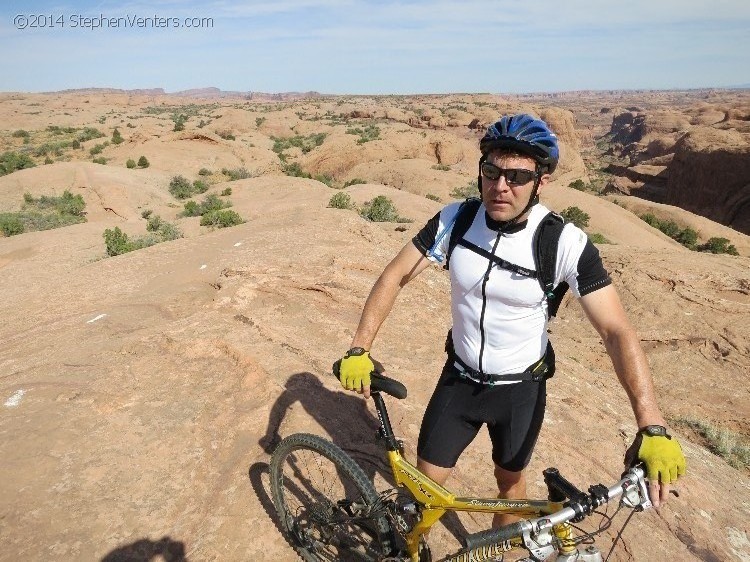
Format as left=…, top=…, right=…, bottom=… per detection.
left=270, top=433, right=395, bottom=561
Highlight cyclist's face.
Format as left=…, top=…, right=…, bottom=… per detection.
left=480, top=153, right=549, bottom=222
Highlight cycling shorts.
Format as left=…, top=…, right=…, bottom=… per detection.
left=417, top=360, right=546, bottom=471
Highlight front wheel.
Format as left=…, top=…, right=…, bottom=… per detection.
left=270, top=433, right=396, bottom=561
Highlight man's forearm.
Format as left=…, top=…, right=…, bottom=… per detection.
left=350, top=270, right=404, bottom=350
left=603, top=328, right=666, bottom=428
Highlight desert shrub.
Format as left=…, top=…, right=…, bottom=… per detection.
left=92, top=157, right=107, bottom=165
left=282, top=162, right=312, bottom=179
left=137, top=156, right=150, bottom=168
left=182, top=194, right=232, bottom=217
left=172, top=113, right=188, bottom=132
left=346, top=125, right=381, bottom=144
left=0, top=151, right=36, bottom=176
left=255, top=117, right=266, bottom=127
left=672, top=416, right=749, bottom=469
left=221, top=187, right=232, bottom=196
left=216, top=129, right=235, bottom=140
left=343, top=178, right=367, bottom=187
left=193, top=180, right=209, bottom=194
left=0, top=215, right=24, bottom=236
left=221, top=167, right=253, bottom=181
left=141, top=209, right=153, bottom=219
left=111, top=128, right=124, bottom=144
left=271, top=133, right=327, bottom=154
left=568, top=179, right=586, bottom=191
left=103, top=227, right=132, bottom=256
left=157, top=221, right=182, bottom=241
left=560, top=207, right=590, bottom=229
left=588, top=233, right=613, bottom=244
left=639, top=213, right=703, bottom=250
left=328, top=192, right=354, bottom=210
left=126, top=122, right=136, bottom=128
left=71, top=140, right=81, bottom=149
left=314, top=174, right=335, bottom=188
left=89, top=142, right=109, bottom=156
left=182, top=200, right=200, bottom=217
left=146, top=215, right=164, bottom=232
left=699, top=237, right=739, bottom=256
left=126, top=158, right=136, bottom=169
left=24, top=190, right=86, bottom=217
left=200, top=209, right=244, bottom=228
left=431, top=164, right=450, bottom=171
left=169, top=175, right=194, bottom=199
left=12, top=130, right=29, bottom=139
left=198, top=168, right=212, bottom=176
left=44, top=156, right=54, bottom=164
left=450, top=179, right=478, bottom=199
left=360, top=196, right=411, bottom=223
left=78, top=128, right=105, bottom=142
left=425, top=193, right=441, bottom=202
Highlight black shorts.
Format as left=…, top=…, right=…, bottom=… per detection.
left=417, top=361, right=546, bottom=472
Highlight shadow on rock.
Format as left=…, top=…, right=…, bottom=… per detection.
left=258, top=371, right=469, bottom=543
left=101, top=536, right=187, bottom=562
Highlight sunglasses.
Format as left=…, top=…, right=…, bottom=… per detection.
left=480, top=162, right=538, bottom=186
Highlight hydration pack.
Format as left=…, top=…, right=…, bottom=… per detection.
left=437, top=198, right=570, bottom=318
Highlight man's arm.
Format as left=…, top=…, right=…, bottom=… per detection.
left=578, top=285, right=665, bottom=428
left=351, top=242, right=432, bottom=350
left=579, top=284, right=680, bottom=507
left=341, top=242, right=432, bottom=398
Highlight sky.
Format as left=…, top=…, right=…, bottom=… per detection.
left=1, top=0, right=749, bottom=95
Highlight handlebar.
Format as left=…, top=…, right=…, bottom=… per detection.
left=331, top=358, right=408, bottom=399
left=463, top=465, right=651, bottom=551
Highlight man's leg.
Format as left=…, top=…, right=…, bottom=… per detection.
left=416, top=457, right=453, bottom=486
left=492, top=465, right=527, bottom=527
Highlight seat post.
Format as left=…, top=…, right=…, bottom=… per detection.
left=371, top=392, right=401, bottom=452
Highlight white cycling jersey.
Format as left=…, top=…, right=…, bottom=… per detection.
left=412, top=202, right=611, bottom=379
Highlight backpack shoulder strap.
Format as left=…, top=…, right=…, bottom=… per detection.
left=533, top=212, right=568, bottom=317
left=445, top=198, right=481, bottom=270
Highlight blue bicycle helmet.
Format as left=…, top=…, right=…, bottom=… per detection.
left=480, top=114, right=559, bottom=173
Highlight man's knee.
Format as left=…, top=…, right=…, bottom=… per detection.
left=494, top=464, right=525, bottom=494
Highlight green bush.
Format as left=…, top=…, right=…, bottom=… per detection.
left=255, top=117, right=266, bottom=127
left=675, top=227, right=699, bottom=248
left=141, top=209, right=153, bottom=219
left=639, top=213, right=705, bottom=250
left=450, top=179, right=478, bottom=199
left=137, top=156, right=150, bottom=168
left=329, top=192, right=354, bottom=210
left=314, top=174, right=335, bottom=188
left=699, top=237, right=739, bottom=256
left=221, top=167, right=253, bottom=181
left=217, top=130, right=235, bottom=140
left=271, top=133, right=327, bottom=155
left=282, top=162, right=312, bottom=179
left=198, top=168, right=212, bottom=176
left=0, top=151, right=36, bottom=176
left=12, top=130, right=29, bottom=138
left=126, top=158, right=136, bottom=169
left=432, top=164, right=450, bottom=171
left=560, top=207, right=590, bottom=229
left=169, top=175, right=194, bottom=199
left=182, top=200, right=201, bottom=217
left=92, top=157, right=107, bottom=165
left=221, top=187, right=232, bottom=196
left=568, top=179, right=586, bottom=191
left=343, top=178, right=366, bottom=187
left=78, top=128, right=105, bottom=142
left=71, top=140, right=81, bottom=149
left=103, top=227, right=132, bottom=256
left=0, top=215, right=24, bottom=236
left=425, top=193, right=441, bottom=202
left=588, top=233, right=613, bottom=244
left=182, top=194, right=232, bottom=217
left=360, top=195, right=411, bottom=223
left=200, top=209, right=244, bottom=228
left=146, top=215, right=163, bottom=232
left=89, top=142, right=108, bottom=156
left=346, top=125, right=381, bottom=144
left=111, top=128, right=124, bottom=144
left=193, top=180, right=209, bottom=194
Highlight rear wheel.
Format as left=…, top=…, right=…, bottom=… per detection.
left=270, top=433, right=395, bottom=561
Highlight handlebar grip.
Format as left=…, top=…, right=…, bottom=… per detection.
left=331, top=359, right=408, bottom=399
left=463, top=521, right=526, bottom=551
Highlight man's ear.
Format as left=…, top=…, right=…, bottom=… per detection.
left=536, top=173, right=552, bottom=195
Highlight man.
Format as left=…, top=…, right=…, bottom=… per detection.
left=338, top=114, right=685, bottom=525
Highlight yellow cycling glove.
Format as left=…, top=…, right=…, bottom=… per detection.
left=625, top=425, right=686, bottom=484
left=338, top=347, right=375, bottom=391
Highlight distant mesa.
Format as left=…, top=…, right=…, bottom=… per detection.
left=42, top=86, right=323, bottom=101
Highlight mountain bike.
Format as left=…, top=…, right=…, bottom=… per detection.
left=269, top=371, right=653, bottom=561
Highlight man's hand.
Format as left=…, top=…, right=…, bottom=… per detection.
left=337, top=348, right=375, bottom=397
left=625, top=426, right=686, bottom=507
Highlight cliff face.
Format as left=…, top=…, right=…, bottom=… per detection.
left=666, top=128, right=750, bottom=234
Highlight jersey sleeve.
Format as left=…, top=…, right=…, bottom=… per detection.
left=411, top=202, right=463, bottom=263
left=555, top=224, right=612, bottom=298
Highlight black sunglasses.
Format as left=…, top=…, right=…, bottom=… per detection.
left=480, top=162, right=537, bottom=186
